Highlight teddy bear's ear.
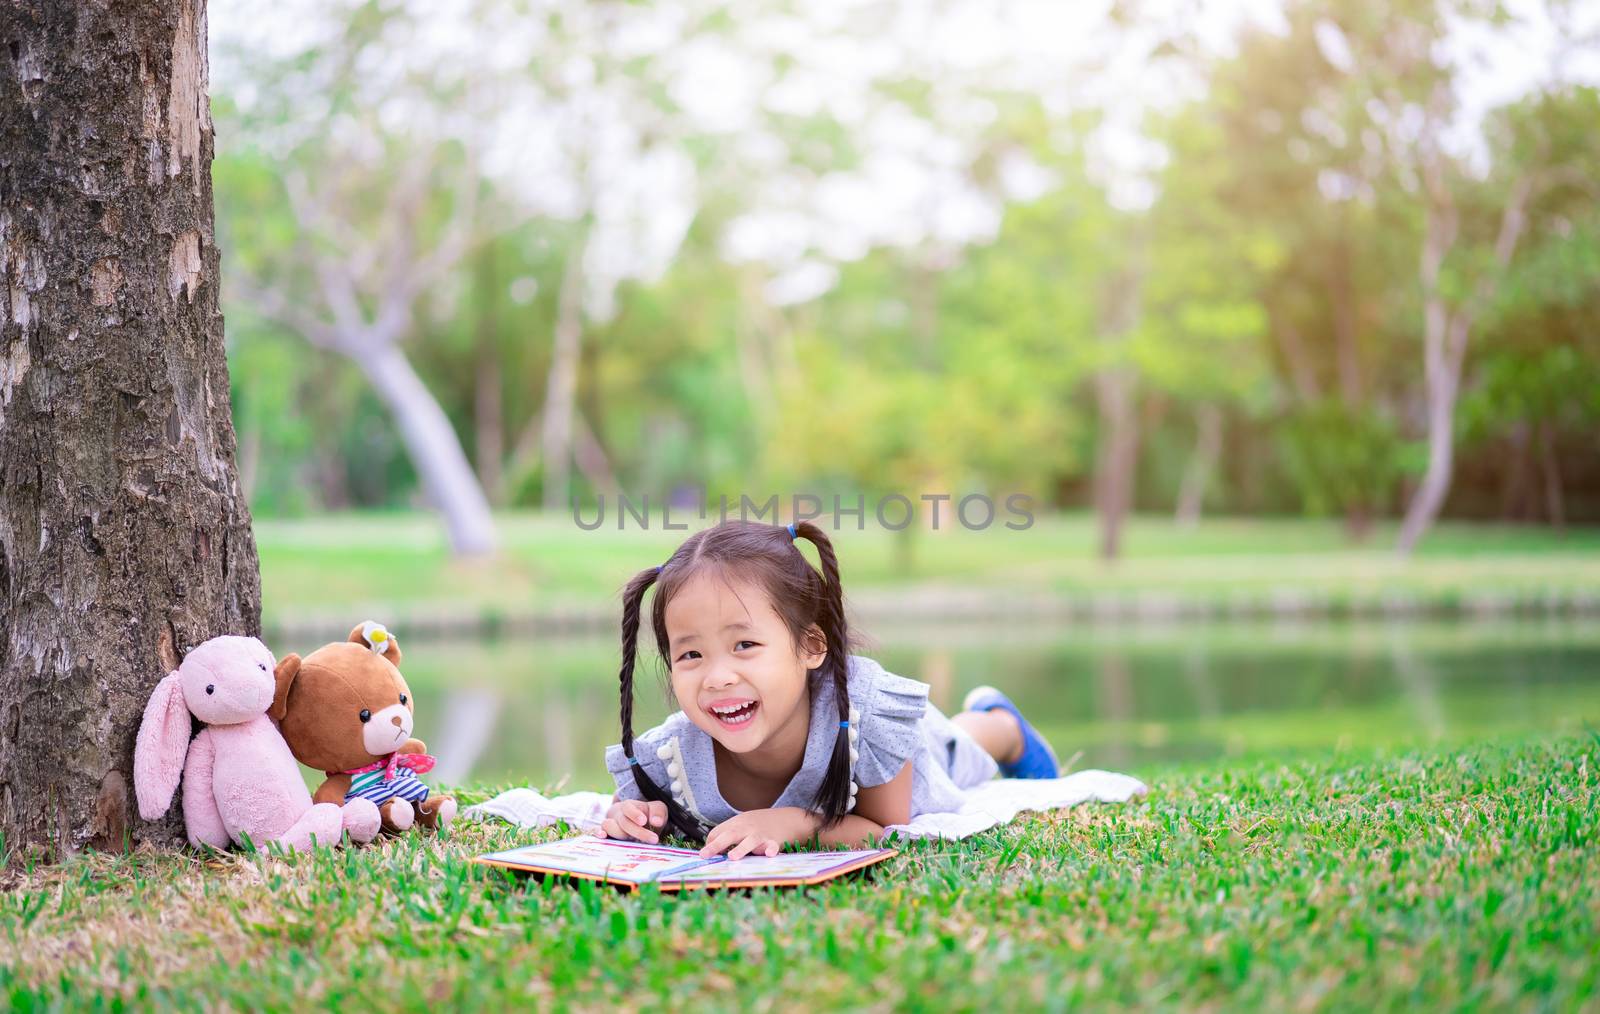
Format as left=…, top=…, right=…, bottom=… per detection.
left=269, top=653, right=302, bottom=721
left=350, top=620, right=402, bottom=668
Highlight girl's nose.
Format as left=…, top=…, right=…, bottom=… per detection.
left=702, top=664, right=738, bottom=689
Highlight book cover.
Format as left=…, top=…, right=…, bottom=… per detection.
left=474, top=836, right=897, bottom=890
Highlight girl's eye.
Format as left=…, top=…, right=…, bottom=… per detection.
left=734, top=640, right=758, bottom=651
left=675, top=650, right=701, bottom=663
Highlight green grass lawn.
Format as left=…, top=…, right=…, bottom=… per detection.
left=256, top=511, right=1600, bottom=626
left=5, top=732, right=1596, bottom=1010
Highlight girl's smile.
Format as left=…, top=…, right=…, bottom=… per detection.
left=707, top=698, right=760, bottom=728
left=664, top=570, right=826, bottom=759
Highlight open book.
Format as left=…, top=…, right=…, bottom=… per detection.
left=474, top=835, right=896, bottom=890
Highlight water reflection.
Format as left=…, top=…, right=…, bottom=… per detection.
left=429, top=688, right=500, bottom=784
left=390, top=619, right=1600, bottom=791
left=1387, top=627, right=1445, bottom=741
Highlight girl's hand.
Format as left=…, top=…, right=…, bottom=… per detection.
left=599, top=799, right=668, bottom=844
left=699, top=807, right=819, bottom=859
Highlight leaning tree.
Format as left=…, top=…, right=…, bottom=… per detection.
left=0, top=0, right=259, bottom=853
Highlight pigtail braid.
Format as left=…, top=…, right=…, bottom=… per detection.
left=618, top=565, right=706, bottom=841
left=793, top=520, right=855, bottom=828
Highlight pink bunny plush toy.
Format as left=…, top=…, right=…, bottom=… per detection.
left=133, top=634, right=381, bottom=851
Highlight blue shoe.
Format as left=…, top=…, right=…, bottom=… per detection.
left=962, top=686, right=1059, bottom=779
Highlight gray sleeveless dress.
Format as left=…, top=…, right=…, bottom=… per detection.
left=604, top=654, right=998, bottom=825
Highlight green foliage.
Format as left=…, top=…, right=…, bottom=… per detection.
left=1276, top=401, right=1408, bottom=518
left=211, top=0, right=1600, bottom=530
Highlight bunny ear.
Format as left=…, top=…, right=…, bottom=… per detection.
left=133, top=672, right=191, bottom=820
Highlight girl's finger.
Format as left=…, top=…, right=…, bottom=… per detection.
left=646, top=801, right=668, bottom=827
left=615, top=814, right=658, bottom=844
left=620, top=800, right=649, bottom=825
left=764, top=839, right=780, bottom=857
left=728, top=834, right=763, bottom=861
left=699, top=827, right=733, bottom=857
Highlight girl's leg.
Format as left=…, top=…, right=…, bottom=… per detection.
left=951, top=709, right=1023, bottom=765
left=957, top=686, right=1061, bottom=779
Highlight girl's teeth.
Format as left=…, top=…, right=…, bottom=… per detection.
left=712, top=702, right=756, bottom=724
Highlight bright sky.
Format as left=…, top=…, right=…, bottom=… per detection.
left=209, top=0, right=1599, bottom=310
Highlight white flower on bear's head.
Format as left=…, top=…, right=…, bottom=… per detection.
left=360, top=620, right=392, bottom=655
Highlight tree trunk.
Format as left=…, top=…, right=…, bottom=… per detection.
left=506, top=406, right=619, bottom=500
left=540, top=236, right=586, bottom=512
left=357, top=342, right=496, bottom=555
left=1536, top=421, right=1566, bottom=533
left=1395, top=313, right=1461, bottom=556
left=1094, top=258, right=1144, bottom=562
left=1174, top=403, right=1222, bottom=528
left=1094, top=366, right=1139, bottom=561
left=1331, top=210, right=1363, bottom=407
left=1499, top=422, right=1533, bottom=522
left=572, top=411, right=621, bottom=498
left=1273, top=317, right=1321, bottom=405
left=1344, top=503, right=1374, bottom=543
left=1397, top=154, right=1533, bottom=557
left=0, top=0, right=261, bottom=854
left=473, top=246, right=504, bottom=506
left=1396, top=187, right=1464, bottom=558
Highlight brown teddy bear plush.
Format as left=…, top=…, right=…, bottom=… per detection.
left=270, top=621, right=457, bottom=833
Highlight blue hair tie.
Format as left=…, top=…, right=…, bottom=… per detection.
left=787, top=522, right=798, bottom=539
left=839, top=720, right=850, bottom=729
left=653, top=565, right=662, bottom=575
left=627, top=755, right=641, bottom=766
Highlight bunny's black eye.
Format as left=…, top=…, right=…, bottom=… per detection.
left=205, top=684, right=215, bottom=695
left=359, top=709, right=371, bottom=723
left=257, top=663, right=267, bottom=671
left=399, top=694, right=407, bottom=705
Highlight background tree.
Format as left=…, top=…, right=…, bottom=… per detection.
left=204, top=0, right=1600, bottom=537
left=0, top=0, right=260, bottom=853
left=1291, top=0, right=1595, bottom=553
left=220, top=2, right=500, bottom=555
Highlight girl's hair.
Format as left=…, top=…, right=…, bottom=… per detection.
left=616, top=519, right=855, bottom=843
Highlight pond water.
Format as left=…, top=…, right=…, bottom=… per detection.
left=390, top=618, right=1600, bottom=792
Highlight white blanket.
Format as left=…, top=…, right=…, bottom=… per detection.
left=464, top=769, right=1148, bottom=841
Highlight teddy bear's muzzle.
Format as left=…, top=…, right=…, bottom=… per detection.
left=362, top=702, right=414, bottom=755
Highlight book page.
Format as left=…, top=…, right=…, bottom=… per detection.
left=479, top=837, right=710, bottom=884
left=659, top=848, right=889, bottom=884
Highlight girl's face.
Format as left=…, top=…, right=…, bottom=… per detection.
left=664, top=570, right=825, bottom=754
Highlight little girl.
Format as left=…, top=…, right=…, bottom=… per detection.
left=601, top=519, right=1062, bottom=859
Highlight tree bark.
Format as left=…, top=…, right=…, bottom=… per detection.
left=357, top=342, right=496, bottom=555
left=0, top=0, right=261, bottom=854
